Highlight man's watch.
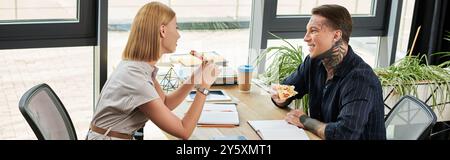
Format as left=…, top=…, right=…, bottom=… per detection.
left=195, top=84, right=210, bottom=96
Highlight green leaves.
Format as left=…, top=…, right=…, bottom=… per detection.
left=256, top=32, right=304, bottom=85
left=375, top=30, right=450, bottom=115
left=433, top=52, right=450, bottom=68
left=256, top=32, right=308, bottom=113
left=444, top=31, right=450, bottom=42
left=375, top=55, right=450, bottom=115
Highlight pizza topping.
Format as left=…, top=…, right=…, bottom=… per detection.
left=275, top=84, right=298, bottom=100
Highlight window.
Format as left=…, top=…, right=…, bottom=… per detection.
left=395, top=0, right=416, bottom=62
left=0, top=0, right=97, bottom=49
left=265, top=36, right=379, bottom=69
left=0, top=0, right=99, bottom=140
left=277, top=0, right=374, bottom=16
left=261, top=0, right=387, bottom=48
left=251, top=0, right=393, bottom=72
left=0, top=47, right=94, bottom=139
left=108, top=0, right=253, bottom=76
left=0, top=0, right=78, bottom=21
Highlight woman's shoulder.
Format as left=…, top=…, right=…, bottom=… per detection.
left=116, top=60, right=154, bottom=78
left=108, top=61, right=155, bottom=89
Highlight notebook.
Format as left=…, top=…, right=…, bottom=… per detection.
left=210, top=135, right=247, bottom=140
left=247, top=120, right=309, bottom=140
left=197, top=103, right=239, bottom=126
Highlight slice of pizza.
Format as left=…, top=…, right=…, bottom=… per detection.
left=190, top=50, right=204, bottom=60
left=275, top=84, right=298, bottom=100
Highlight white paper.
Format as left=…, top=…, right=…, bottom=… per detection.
left=198, top=104, right=239, bottom=125
left=248, top=120, right=309, bottom=140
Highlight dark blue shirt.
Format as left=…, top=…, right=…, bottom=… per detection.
left=279, top=46, right=386, bottom=140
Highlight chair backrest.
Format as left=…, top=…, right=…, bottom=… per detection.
left=385, top=95, right=437, bottom=140
left=19, top=83, right=77, bottom=140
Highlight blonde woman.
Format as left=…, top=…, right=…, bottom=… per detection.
left=87, top=2, right=219, bottom=140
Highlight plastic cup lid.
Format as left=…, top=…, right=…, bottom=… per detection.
left=238, top=65, right=255, bottom=72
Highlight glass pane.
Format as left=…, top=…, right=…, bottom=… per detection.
left=395, top=0, right=416, bottom=62
left=0, top=0, right=78, bottom=22
left=349, top=37, right=379, bottom=68
left=108, top=0, right=252, bottom=75
left=277, top=0, right=375, bottom=16
left=0, top=46, right=93, bottom=139
left=264, top=36, right=379, bottom=75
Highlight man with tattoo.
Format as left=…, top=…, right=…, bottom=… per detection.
left=271, top=5, right=386, bottom=140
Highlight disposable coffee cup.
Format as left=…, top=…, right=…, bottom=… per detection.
left=238, top=65, right=255, bottom=93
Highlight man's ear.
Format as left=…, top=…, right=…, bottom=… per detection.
left=333, top=30, right=342, bottom=42
left=160, top=25, right=166, bottom=38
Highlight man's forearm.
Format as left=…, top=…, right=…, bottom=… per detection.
left=300, top=115, right=326, bottom=139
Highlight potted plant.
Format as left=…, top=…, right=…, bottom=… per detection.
left=375, top=55, right=450, bottom=116
left=374, top=29, right=450, bottom=120
left=255, top=32, right=309, bottom=113
left=435, top=31, right=450, bottom=68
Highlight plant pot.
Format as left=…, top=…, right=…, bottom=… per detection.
left=382, top=82, right=450, bottom=121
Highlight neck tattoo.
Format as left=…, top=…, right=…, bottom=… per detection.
left=322, top=39, right=347, bottom=80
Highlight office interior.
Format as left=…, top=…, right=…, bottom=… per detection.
left=0, top=0, right=449, bottom=140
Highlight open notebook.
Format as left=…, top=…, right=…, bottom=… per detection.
left=248, top=120, right=309, bottom=140
left=198, top=103, right=239, bottom=126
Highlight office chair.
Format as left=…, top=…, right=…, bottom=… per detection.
left=19, top=83, right=77, bottom=140
left=385, top=95, right=437, bottom=140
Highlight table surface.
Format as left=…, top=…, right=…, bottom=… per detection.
left=161, top=84, right=321, bottom=140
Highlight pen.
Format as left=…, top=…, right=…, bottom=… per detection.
left=203, top=109, right=234, bottom=112
left=197, top=124, right=237, bottom=128
left=211, top=102, right=238, bottom=105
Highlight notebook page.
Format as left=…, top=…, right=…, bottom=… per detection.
left=248, top=120, right=309, bottom=140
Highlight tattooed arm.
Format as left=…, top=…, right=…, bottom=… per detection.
left=285, top=109, right=327, bottom=139
left=299, top=115, right=327, bottom=139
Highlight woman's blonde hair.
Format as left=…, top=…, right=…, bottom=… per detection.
left=122, top=2, right=175, bottom=62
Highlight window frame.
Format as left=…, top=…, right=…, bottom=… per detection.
left=260, top=0, right=388, bottom=48
left=0, top=0, right=97, bottom=49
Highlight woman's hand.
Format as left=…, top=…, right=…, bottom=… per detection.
left=201, top=61, right=220, bottom=88
left=190, top=60, right=220, bottom=89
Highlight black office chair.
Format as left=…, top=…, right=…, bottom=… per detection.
left=18, top=83, right=77, bottom=140
left=385, top=95, right=437, bottom=140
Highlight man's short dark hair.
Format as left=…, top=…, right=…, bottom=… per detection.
left=312, top=4, right=353, bottom=43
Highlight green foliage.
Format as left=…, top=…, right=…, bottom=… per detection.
left=375, top=55, right=450, bottom=115
left=439, top=31, right=450, bottom=68
left=255, top=32, right=309, bottom=113
left=256, top=32, right=304, bottom=84
left=444, top=31, right=450, bottom=42
left=434, top=52, right=450, bottom=68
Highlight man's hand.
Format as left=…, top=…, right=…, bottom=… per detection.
left=270, top=84, right=287, bottom=105
left=285, top=109, right=306, bottom=128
